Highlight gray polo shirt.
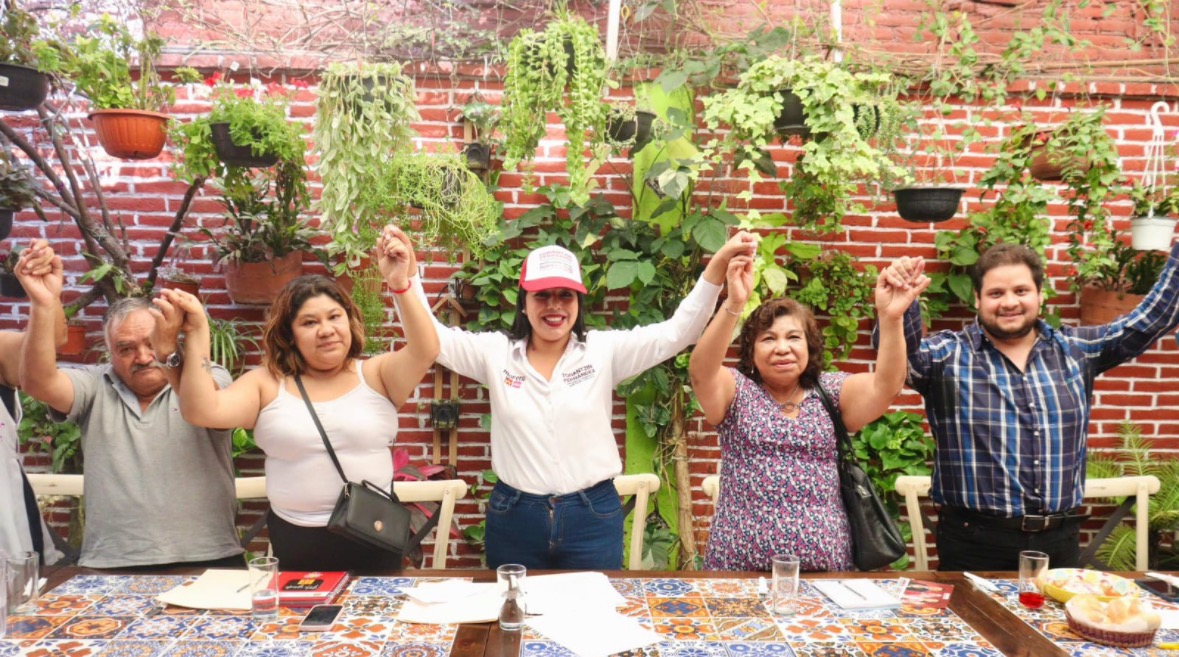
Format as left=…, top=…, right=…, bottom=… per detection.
left=53, top=364, right=242, bottom=568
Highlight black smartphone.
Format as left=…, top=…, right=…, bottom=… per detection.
left=1136, top=578, right=1179, bottom=602
left=299, top=604, right=343, bottom=631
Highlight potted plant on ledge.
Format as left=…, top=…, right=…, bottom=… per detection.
left=62, top=15, right=175, bottom=160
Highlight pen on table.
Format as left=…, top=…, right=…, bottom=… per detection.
left=838, top=581, right=868, bottom=601
left=1158, top=643, right=1179, bottom=650
left=756, top=577, right=768, bottom=599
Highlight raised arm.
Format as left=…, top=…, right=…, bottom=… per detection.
left=152, top=289, right=263, bottom=429
left=370, top=226, right=440, bottom=407
left=838, top=256, right=930, bottom=431
left=0, top=241, right=66, bottom=388
left=688, top=255, right=752, bottom=426
left=17, top=240, right=74, bottom=413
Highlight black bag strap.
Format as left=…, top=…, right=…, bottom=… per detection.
left=294, top=373, right=440, bottom=556
left=814, top=383, right=853, bottom=459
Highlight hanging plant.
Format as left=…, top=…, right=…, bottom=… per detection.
left=312, top=62, right=418, bottom=274
left=500, top=12, right=611, bottom=206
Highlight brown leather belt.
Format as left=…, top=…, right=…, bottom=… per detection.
left=943, top=506, right=1085, bottom=533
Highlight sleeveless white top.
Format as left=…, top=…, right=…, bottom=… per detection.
left=255, top=361, right=399, bottom=527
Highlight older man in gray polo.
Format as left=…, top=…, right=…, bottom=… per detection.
left=18, top=258, right=242, bottom=569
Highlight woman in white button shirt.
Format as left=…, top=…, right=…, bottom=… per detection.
left=385, top=225, right=755, bottom=569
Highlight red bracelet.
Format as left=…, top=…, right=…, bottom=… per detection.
left=389, top=284, right=411, bottom=294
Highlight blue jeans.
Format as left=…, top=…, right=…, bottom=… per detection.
left=485, top=479, right=624, bottom=570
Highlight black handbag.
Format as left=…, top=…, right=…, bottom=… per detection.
left=815, top=384, right=907, bottom=571
left=295, top=375, right=438, bottom=563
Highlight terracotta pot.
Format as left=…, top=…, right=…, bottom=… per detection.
left=160, top=277, right=202, bottom=296
left=210, top=122, right=279, bottom=168
left=1079, top=285, right=1144, bottom=327
left=1028, top=144, right=1090, bottom=182
left=225, top=251, right=304, bottom=305
left=0, top=63, right=50, bottom=111
left=59, top=323, right=87, bottom=356
left=88, top=109, right=169, bottom=160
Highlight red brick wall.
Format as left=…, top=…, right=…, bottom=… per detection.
left=8, top=0, right=1179, bottom=570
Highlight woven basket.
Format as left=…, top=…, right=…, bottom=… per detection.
left=1066, top=610, right=1157, bottom=648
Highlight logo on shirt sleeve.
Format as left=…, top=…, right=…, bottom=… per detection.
left=561, top=364, right=596, bottom=387
left=503, top=370, right=525, bottom=389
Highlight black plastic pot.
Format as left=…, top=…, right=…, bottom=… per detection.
left=852, top=104, right=881, bottom=139
left=607, top=110, right=657, bottom=155
left=0, top=272, right=25, bottom=298
left=0, top=63, right=50, bottom=112
left=892, top=187, right=965, bottom=223
left=464, top=142, right=492, bottom=170
left=210, top=122, right=279, bottom=168
left=773, top=90, right=809, bottom=138
left=0, top=208, right=14, bottom=240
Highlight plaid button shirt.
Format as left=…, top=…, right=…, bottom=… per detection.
left=897, top=244, right=1179, bottom=517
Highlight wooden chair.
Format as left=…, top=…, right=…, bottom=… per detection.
left=27, top=473, right=85, bottom=497
left=236, top=477, right=468, bottom=569
left=702, top=475, right=720, bottom=504
left=614, top=473, right=660, bottom=570
left=393, top=479, right=468, bottom=569
left=895, top=474, right=1161, bottom=571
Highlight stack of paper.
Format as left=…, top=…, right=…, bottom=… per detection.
left=811, top=579, right=902, bottom=610
left=156, top=570, right=252, bottom=611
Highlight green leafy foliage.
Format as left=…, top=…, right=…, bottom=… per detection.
left=61, top=15, right=172, bottom=112
left=209, top=317, right=258, bottom=375
left=17, top=392, right=83, bottom=474
left=313, top=62, right=419, bottom=270
left=0, top=158, right=39, bottom=210
left=0, top=5, right=47, bottom=68
left=201, top=164, right=319, bottom=266
left=791, top=252, right=878, bottom=365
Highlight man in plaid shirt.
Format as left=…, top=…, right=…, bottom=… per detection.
left=894, top=242, right=1179, bottom=571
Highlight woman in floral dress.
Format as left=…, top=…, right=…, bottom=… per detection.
left=689, top=253, right=928, bottom=571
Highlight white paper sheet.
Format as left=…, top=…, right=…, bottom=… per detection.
left=527, top=609, right=661, bottom=657
left=397, top=588, right=502, bottom=624
left=396, top=571, right=626, bottom=624
left=156, top=569, right=252, bottom=611
left=811, top=579, right=902, bottom=610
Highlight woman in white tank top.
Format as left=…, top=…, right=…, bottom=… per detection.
left=154, top=228, right=438, bottom=572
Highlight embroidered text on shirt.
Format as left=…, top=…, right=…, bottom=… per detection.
left=503, top=370, right=525, bottom=389
left=562, top=364, right=596, bottom=387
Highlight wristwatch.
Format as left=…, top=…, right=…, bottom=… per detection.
left=160, top=350, right=184, bottom=369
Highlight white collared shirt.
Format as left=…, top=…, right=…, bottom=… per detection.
left=413, top=275, right=721, bottom=494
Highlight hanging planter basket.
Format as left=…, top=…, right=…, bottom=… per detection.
left=88, top=109, right=169, bottom=160
left=607, top=110, right=656, bottom=156
left=773, top=89, right=809, bottom=138
left=1130, top=215, right=1177, bottom=251
left=0, top=272, right=26, bottom=298
left=892, top=187, right=964, bottom=223
left=1079, top=285, right=1143, bottom=327
left=224, top=251, right=304, bottom=305
left=464, top=142, right=492, bottom=171
left=0, top=207, right=14, bottom=240
left=210, top=122, right=279, bottom=168
left=0, top=63, right=50, bottom=112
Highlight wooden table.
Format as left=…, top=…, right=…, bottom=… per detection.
left=16, top=567, right=1104, bottom=657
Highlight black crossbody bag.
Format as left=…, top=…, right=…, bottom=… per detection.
left=294, top=374, right=437, bottom=564
left=814, top=384, right=906, bottom=571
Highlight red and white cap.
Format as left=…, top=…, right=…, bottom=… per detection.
left=519, top=245, right=587, bottom=293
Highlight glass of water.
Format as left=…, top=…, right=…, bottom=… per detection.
left=248, top=556, right=280, bottom=619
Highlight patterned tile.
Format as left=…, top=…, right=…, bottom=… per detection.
left=378, top=643, right=452, bottom=657
left=308, top=640, right=384, bottom=657
left=839, top=618, right=912, bottom=642
left=788, top=643, right=868, bottom=657
left=618, top=596, right=652, bottom=619
left=5, top=616, right=70, bottom=640
left=902, top=617, right=977, bottom=643
left=234, top=641, right=317, bottom=657
left=185, top=616, right=255, bottom=640
left=519, top=641, right=576, bottom=657
left=91, top=640, right=174, bottom=657
left=650, top=618, right=717, bottom=642
left=122, top=615, right=199, bottom=640
left=649, top=597, right=710, bottom=618
left=86, top=596, right=159, bottom=617
left=49, top=577, right=126, bottom=596
left=611, top=647, right=661, bottom=657
left=159, top=641, right=237, bottom=657
left=775, top=616, right=850, bottom=643
left=931, top=645, right=1004, bottom=657
left=19, top=639, right=109, bottom=657
left=704, top=598, right=770, bottom=619
left=34, top=596, right=101, bottom=617
left=854, top=643, right=933, bottom=656
left=723, top=642, right=797, bottom=657
left=341, top=597, right=402, bottom=618
left=643, top=580, right=698, bottom=598
left=654, top=640, right=728, bottom=657
left=0, top=642, right=20, bottom=657
left=349, top=578, right=414, bottom=597
left=48, top=616, right=134, bottom=640
left=250, top=617, right=306, bottom=641
left=118, top=577, right=191, bottom=595
left=685, top=579, right=758, bottom=598
left=610, top=579, right=644, bottom=597
left=385, top=621, right=458, bottom=644
left=322, top=617, right=394, bottom=642
left=711, top=617, right=783, bottom=642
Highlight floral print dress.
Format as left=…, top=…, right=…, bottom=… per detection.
left=703, top=369, right=855, bottom=572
